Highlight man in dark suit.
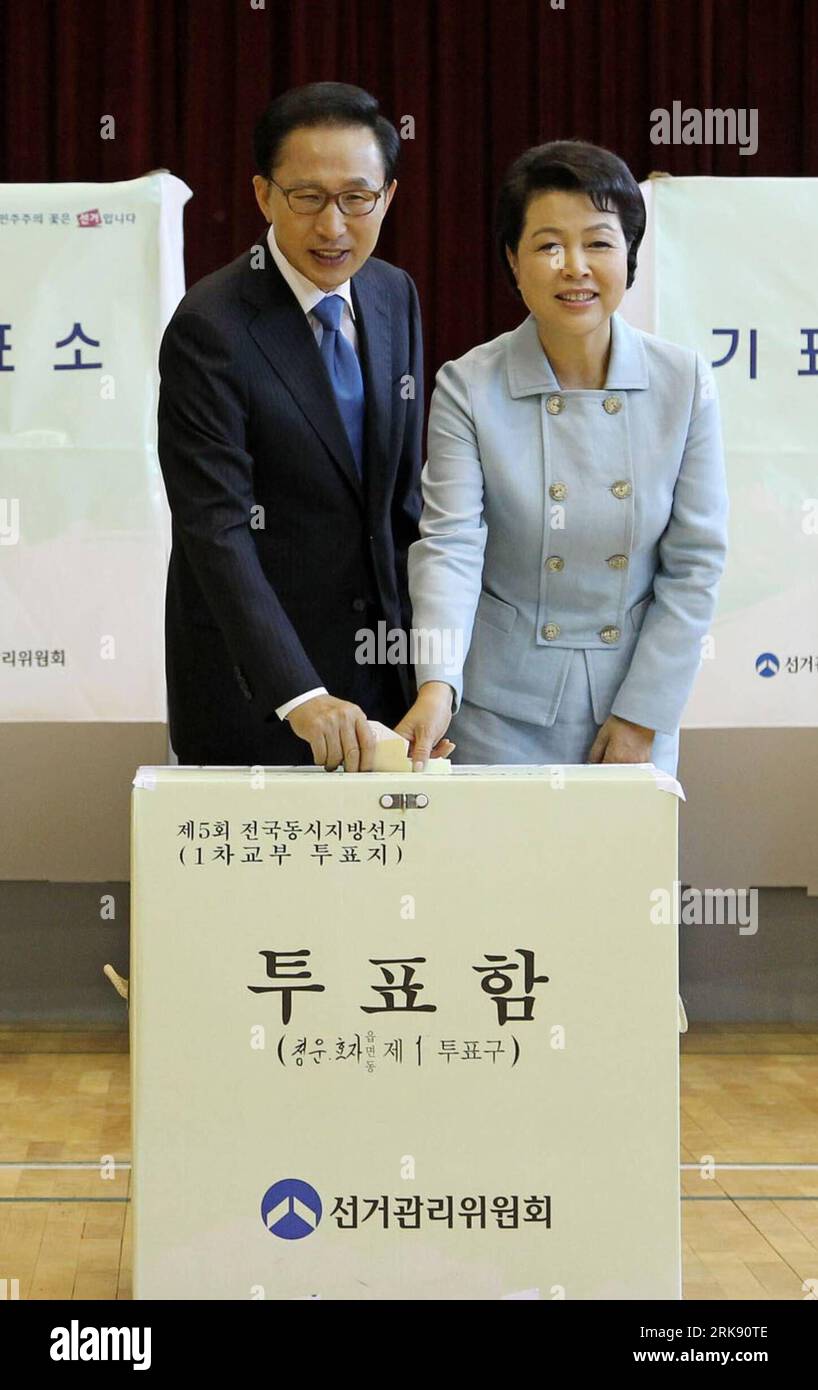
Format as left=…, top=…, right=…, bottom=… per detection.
left=157, top=83, right=424, bottom=770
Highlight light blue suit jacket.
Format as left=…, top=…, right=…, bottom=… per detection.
left=407, top=311, right=729, bottom=737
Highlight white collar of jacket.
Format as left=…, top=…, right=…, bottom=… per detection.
left=506, top=310, right=650, bottom=397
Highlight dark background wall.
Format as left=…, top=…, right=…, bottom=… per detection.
left=3, top=0, right=816, bottom=385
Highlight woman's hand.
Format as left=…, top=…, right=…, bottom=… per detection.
left=393, top=681, right=456, bottom=770
left=588, top=714, right=655, bottom=765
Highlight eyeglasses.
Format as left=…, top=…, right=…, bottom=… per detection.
left=268, top=177, right=388, bottom=217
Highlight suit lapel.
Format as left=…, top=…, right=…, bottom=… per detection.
left=241, top=234, right=363, bottom=499
left=351, top=265, right=393, bottom=520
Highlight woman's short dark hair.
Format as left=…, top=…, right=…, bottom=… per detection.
left=253, top=82, right=400, bottom=185
left=495, top=139, right=646, bottom=293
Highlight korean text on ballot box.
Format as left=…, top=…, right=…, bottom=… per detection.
left=130, top=763, right=682, bottom=1300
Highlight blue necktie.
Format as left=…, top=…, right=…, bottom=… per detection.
left=312, top=294, right=365, bottom=480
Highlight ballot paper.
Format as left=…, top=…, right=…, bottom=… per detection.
left=366, top=721, right=452, bottom=773
left=367, top=720, right=412, bottom=772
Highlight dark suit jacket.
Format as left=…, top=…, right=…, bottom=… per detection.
left=157, top=229, right=423, bottom=764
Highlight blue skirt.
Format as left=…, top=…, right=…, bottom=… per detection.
left=449, top=650, right=680, bottom=777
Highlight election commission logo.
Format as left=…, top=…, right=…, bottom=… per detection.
left=755, top=652, right=779, bottom=677
left=261, top=1178, right=322, bottom=1239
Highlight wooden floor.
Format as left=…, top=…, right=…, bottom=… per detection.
left=1, top=1023, right=817, bottom=1301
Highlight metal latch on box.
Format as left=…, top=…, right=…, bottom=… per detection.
left=379, top=792, right=429, bottom=810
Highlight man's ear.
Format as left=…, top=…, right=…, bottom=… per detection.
left=251, top=174, right=272, bottom=222
left=383, top=179, right=398, bottom=215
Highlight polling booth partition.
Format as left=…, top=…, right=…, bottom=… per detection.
left=130, top=762, right=683, bottom=1301
left=0, top=174, right=189, bottom=891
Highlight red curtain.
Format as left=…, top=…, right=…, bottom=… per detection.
left=3, top=0, right=816, bottom=382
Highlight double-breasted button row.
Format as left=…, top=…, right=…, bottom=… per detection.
left=541, top=622, right=622, bottom=642
left=543, top=554, right=628, bottom=572
left=546, top=394, right=623, bottom=414
left=550, top=479, right=632, bottom=501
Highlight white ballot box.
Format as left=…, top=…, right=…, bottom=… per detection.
left=130, top=764, right=682, bottom=1300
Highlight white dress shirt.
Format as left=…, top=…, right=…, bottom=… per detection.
left=265, top=223, right=359, bottom=722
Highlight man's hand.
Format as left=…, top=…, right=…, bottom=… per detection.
left=393, top=681, right=456, bottom=771
left=286, top=694, right=376, bottom=772
left=588, top=713, right=655, bottom=765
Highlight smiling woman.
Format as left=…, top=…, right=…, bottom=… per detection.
left=399, top=138, right=729, bottom=782
left=496, top=141, right=645, bottom=388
